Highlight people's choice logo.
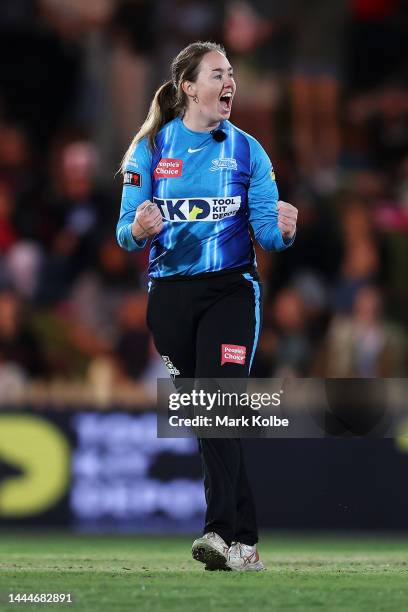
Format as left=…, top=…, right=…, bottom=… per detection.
left=221, top=344, right=246, bottom=366
left=154, top=158, right=183, bottom=178
left=154, top=196, right=241, bottom=222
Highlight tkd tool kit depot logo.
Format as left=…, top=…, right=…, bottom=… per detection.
left=153, top=196, right=241, bottom=221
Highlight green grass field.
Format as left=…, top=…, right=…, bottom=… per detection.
left=1, top=533, right=408, bottom=611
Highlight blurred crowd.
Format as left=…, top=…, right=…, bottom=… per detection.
left=0, top=0, right=407, bottom=397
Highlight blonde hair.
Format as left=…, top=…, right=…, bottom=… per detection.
left=120, top=41, right=225, bottom=172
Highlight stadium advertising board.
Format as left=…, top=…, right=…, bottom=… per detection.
left=2, top=408, right=408, bottom=530
left=0, top=410, right=205, bottom=531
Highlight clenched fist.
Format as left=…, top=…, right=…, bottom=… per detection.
left=277, top=200, right=297, bottom=240
left=132, top=200, right=163, bottom=241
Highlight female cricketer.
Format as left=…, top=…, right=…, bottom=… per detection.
left=117, top=41, right=297, bottom=571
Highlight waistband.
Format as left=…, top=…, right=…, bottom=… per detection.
left=150, top=264, right=258, bottom=283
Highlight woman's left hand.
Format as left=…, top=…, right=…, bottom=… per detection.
left=277, top=200, right=298, bottom=240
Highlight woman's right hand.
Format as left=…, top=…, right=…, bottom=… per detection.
left=132, top=200, right=163, bottom=241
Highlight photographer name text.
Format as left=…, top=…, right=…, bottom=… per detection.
left=168, top=415, right=289, bottom=428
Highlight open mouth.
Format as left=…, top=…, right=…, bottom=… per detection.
left=219, top=92, right=233, bottom=112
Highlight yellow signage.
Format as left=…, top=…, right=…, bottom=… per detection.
left=0, top=415, right=70, bottom=517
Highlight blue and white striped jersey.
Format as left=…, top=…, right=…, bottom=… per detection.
left=117, top=116, right=294, bottom=278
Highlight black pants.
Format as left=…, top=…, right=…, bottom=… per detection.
left=147, top=267, right=261, bottom=546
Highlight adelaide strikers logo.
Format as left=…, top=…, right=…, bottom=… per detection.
left=210, top=158, right=237, bottom=172
left=153, top=196, right=241, bottom=221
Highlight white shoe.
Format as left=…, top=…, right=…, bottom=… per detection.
left=227, top=542, right=265, bottom=571
left=192, top=532, right=229, bottom=571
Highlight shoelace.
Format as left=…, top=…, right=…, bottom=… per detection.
left=207, top=532, right=228, bottom=553
left=229, top=542, right=243, bottom=560
left=230, top=542, right=257, bottom=564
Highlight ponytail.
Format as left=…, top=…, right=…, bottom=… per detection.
left=120, top=81, right=178, bottom=173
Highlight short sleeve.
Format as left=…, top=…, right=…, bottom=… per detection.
left=116, top=138, right=153, bottom=251
left=247, top=138, right=295, bottom=252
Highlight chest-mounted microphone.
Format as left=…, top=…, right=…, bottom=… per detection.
left=211, top=129, right=227, bottom=142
